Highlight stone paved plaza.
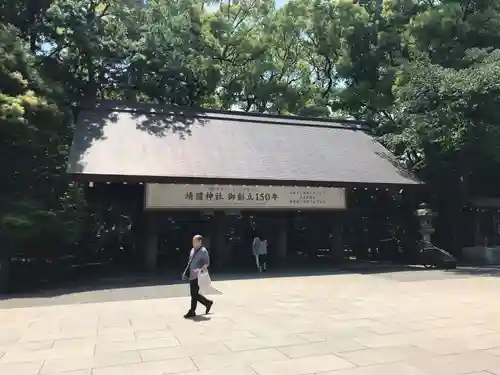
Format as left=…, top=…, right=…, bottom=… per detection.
left=3, top=269, right=500, bottom=375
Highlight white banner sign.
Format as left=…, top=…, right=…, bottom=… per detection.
left=145, top=184, right=346, bottom=210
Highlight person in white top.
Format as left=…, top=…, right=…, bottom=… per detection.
left=252, top=232, right=268, bottom=272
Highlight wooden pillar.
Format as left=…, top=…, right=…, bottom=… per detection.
left=144, top=211, right=159, bottom=271
left=213, top=211, right=229, bottom=267
left=473, top=210, right=482, bottom=246
left=330, top=212, right=344, bottom=261
left=0, top=249, right=10, bottom=292
left=275, top=215, right=288, bottom=261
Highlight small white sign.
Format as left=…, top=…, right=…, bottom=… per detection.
left=145, top=184, right=346, bottom=210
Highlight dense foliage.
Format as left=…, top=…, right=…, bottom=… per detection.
left=2, top=0, right=500, bottom=288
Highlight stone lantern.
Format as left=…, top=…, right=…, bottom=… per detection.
left=415, top=203, right=435, bottom=244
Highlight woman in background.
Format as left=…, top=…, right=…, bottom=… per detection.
left=252, top=232, right=268, bottom=272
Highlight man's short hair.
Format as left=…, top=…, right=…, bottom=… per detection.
left=193, top=234, right=203, bottom=242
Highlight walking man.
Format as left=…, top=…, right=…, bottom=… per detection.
left=182, top=234, right=213, bottom=319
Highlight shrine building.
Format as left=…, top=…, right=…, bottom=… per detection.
left=67, top=101, right=422, bottom=271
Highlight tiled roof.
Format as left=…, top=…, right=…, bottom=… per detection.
left=67, top=101, right=421, bottom=186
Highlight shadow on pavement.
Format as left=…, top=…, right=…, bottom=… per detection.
left=0, top=280, right=222, bottom=309
left=0, top=262, right=418, bottom=305
left=192, top=315, right=211, bottom=323
left=2, top=262, right=499, bottom=309
left=447, top=266, right=500, bottom=277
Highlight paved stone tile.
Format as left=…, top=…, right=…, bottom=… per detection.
left=367, top=321, right=430, bottom=335
left=141, top=341, right=230, bottom=362
left=134, top=329, right=176, bottom=340
left=42, top=370, right=91, bottom=375
left=277, top=340, right=367, bottom=359
left=0, top=360, right=43, bottom=375
left=320, top=326, right=377, bottom=341
left=98, top=327, right=136, bottom=342
left=208, top=329, right=258, bottom=341
left=432, top=326, right=495, bottom=339
left=40, top=351, right=142, bottom=373
left=170, top=365, right=258, bottom=375
left=52, top=337, right=95, bottom=351
left=192, top=348, right=288, bottom=370
left=407, top=351, right=500, bottom=375
left=223, top=335, right=307, bottom=351
left=1, top=347, right=93, bottom=363
left=18, top=330, right=92, bottom=342
left=480, top=365, right=500, bottom=374
left=417, top=335, right=500, bottom=355
left=6, top=271, right=500, bottom=374
left=336, top=345, right=433, bottom=366
left=318, top=362, right=432, bottom=375
left=174, top=329, right=256, bottom=345
left=97, top=318, right=132, bottom=329
left=130, top=320, right=168, bottom=331
left=91, top=358, right=197, bottom=375
left=59, top=327, right=98, bottom=338
left=355, top=331, right=438, bottom=348
left=416, top=338, right=475, bottom=355
left=10, top=340, right=55, bottom=351
left=0, top=335, right=25, bottom=347
left=251, top=353, right=355, bottom=375
left=1, top=338, right=95, bottom=364
left=295, top=331, right=331, bottom=343
left=484, top=347, right=500, bottom=358
left=0, top=331, right=20, bottom=345
left=95, top=337, right=180, bottom=354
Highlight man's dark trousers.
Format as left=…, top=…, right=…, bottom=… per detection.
left=189, top=278, right=210, bottom=313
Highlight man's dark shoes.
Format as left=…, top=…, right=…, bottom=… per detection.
left=184, top=311, right=196, bottom=319
left=205, top=300, right=213, bottom=314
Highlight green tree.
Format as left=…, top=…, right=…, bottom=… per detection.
left=203, top=0, right=276, bottom=110
left=0, top=24, right=84, bottom=290
left=39, top=0, right=143, bottom=103
left=0, top=0, right=54, bottom=52
left=128, top=0, right=219, bottom=105
left=388, top=49, right=500, bottom=192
